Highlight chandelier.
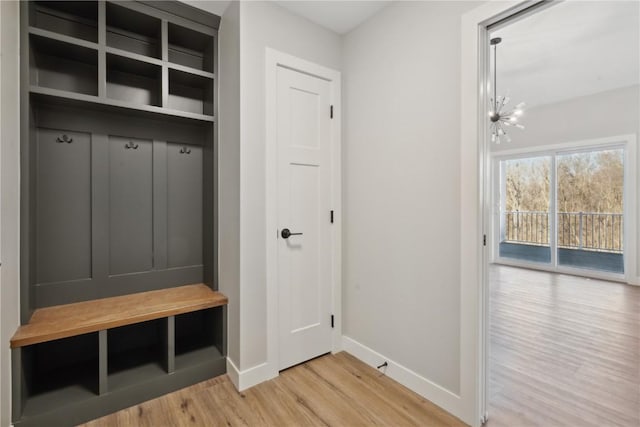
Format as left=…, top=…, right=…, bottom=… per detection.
left=489, top=37, right=525, bottom=144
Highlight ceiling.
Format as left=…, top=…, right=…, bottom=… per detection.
left=491, top=1, right=640, bottom=108
left=184, top=1, right=391, bottom=34
left=274, top=1, right=391, bottom=34
left=181, top=0, right=231, bottom=17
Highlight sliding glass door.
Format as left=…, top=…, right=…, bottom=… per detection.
left=556, top=149, right=624, bottom=273
left=495, top=144, right=627, bottom=278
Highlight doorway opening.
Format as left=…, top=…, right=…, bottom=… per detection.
left=480, top=1, right=640, bottom=426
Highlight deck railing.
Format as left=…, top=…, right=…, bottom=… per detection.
left=504, top=211, right=623, bottom=252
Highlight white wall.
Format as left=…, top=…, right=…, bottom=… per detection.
left=237, top=1, right=341, bottom=371
left=0, top=1, right=21, bottom=426
left=492, top=85, right=640, bottom=278
left=492, top=85, right=639, bottom=152
left=218, top=0, right=241, bottom=369
left=342, top=0, right=476, bottom=400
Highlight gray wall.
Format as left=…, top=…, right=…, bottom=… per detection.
left=0, top=1, right=21, bottom=426
left=492, top=85, right=640, bottom=278
left=237, top=0, right=341, bottom=370
left=342, top=1, right=477, bottom=394
left=217, top=0, right=241, bottom=370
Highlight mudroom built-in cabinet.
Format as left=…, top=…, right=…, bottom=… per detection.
left=11, top=2, right=227, bottom=426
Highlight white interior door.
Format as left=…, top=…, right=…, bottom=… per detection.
left=277, top=66, right=332, bottom=371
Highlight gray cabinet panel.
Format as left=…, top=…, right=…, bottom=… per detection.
left=167, top=143, right=202, bottom=268
left=109, top=136, right=153, bottom=275
left=36, top=128, right=92, bottom=284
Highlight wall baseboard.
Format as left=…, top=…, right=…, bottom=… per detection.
left=341, top=336, right=465, bottom=421
left=226, top=358, right=278, bottom=392
left=226, top=357, right=241, bottom=390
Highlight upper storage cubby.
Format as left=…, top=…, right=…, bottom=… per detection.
left=30, top=34, right=98, bottom=96
left=106, top=2, right=161, bottom=59
left=30, top=1, right=98, bottom=43
left=168, top=69, right=214, bottom=116
left=107, top=54, right=161, bottom=107
left=168, top=23, right=214, bottom=72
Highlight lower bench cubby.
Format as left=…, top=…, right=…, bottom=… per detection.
left=175, top=307, right=223, bottom=371
left=107, top=319, right=167, bottom=391
left=19, top=333, right=99, bottom=418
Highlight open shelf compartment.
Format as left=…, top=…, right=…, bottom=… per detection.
left=168, top=68, right=214, bottom=116
left=168, top=23, right=214, bottom=72
left=175, top=307, right=223, bottom=370
left=107, top=319, right=167, bottom=392
left=107, top=53, right=161, bottom=107
left=29, top=1, right=98, bottom=43
left=20, top=333, right=99, bottom=418
left=106, top=2, right=161, bottom=59
left=30, top=33, right=98, bottom=96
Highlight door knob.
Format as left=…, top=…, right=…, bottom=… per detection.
left=281, top=228, right=303, bottom=239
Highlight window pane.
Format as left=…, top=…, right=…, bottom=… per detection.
left=499, top=156, right=551, bottom=263
left=556, top=149, right=624, bottom=273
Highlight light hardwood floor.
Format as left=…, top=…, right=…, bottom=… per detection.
left=83, top=352, right=466, bottom=426
left=487, top=265, right=640, bottom=427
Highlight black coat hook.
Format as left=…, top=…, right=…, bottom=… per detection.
left=56, top=135, right=73, bottom=144
left=125, top=141, right=139, bottom=150
left=180, top=147, right=191, bottom=154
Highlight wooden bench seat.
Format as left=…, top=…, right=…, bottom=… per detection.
left=11, top=284, right=228, bottom=348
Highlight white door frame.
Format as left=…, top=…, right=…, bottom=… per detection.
left=490, top=136, right=637, bottom=285
left=464, top=1, right=639, bottom=425
left=265, top=48, right=342, bottom=375
left=461, top=1, right=553, bottom=425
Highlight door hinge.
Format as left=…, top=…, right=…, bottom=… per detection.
left=331, top=314, right=335, bottom=328
left=483, top=234, right=487, bottom=246
left=330, top=210, right=334, bottom=223
left=330, top=105, right=334, bottom=119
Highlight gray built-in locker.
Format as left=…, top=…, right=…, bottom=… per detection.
left=29, top=111, right=210, bottom=307
left=167, top=142, right=204, bottom=268
left=108, top=136, right=155, bottom=276
left=15, top=2, right=224, bottom=426
left=23, top=1, right=219, bottom=311
left=36, top=128, right=92, bottom=285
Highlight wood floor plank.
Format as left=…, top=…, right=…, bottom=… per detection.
left=304, top=355, right=420, bottom=426
left=83, top=352, right=465, bottom=427
left=487, top=265, right=640, bottom=427
left=332, top=352, right=465, bottom=427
